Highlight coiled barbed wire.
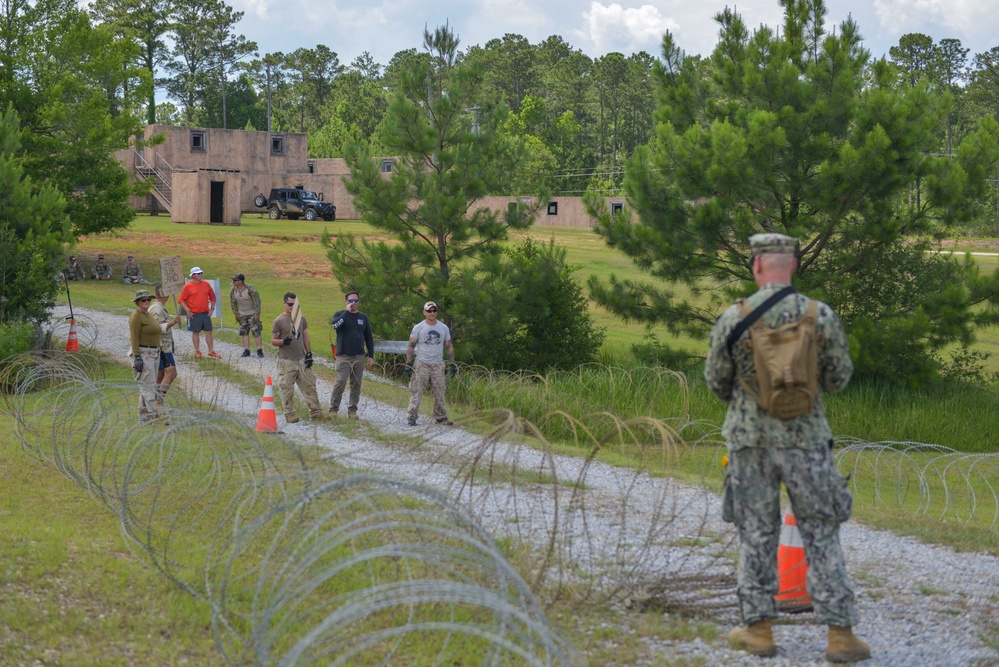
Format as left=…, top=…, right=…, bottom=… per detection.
left=9, top=317, right=999, bottom=637
left=3, top=350, right=581, bottom=665
left=835, top=437, right=999, bottom=528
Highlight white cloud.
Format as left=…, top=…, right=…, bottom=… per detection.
left=573, top=2, right=678, bottom=55
left=872, top=0, right=996, bottom=44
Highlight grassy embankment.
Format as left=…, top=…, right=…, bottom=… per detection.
left=65, top=213, right=999, bottom=552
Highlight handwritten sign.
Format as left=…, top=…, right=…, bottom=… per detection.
left=159, top=256, right=184, bottom=296
left=291, top=299, right=302, bottom=336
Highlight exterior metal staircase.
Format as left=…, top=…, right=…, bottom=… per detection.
left=132, top=150, right=174, bottom=214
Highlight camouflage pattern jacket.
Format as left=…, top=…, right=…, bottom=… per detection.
left=229, top=283, right=262, bottom=318
left=64, top=263, right=86, bottom=280
left=92, top=260, right=112, bottom=279
left=704, top=283, right=853, bottom=451
left=123, top=262, right=143, bottom=281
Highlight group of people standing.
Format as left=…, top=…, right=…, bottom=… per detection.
left=128, top=269, right=458, bottom=429
left=122, top=234, right=873, bottom=662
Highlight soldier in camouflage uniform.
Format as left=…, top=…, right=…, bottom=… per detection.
left=64, top=256, right=86, bottom=281
left=705, top=233, right=870, bottom=663
left=92, top=254, right=112, bottom=280
left=229, top=273, right=264, bottom=357
left=122, top=255, right=150, bottom=285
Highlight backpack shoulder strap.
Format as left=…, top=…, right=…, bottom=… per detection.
left=725, top=285, right=797, bottom=357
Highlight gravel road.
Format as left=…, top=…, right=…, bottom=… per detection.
left=50, top=304, right=999, bottom=666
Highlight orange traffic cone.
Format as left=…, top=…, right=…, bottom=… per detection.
left=66, top=319, right=80, bottom=353
left=255, top=376, right=279, bottom=432
left=776, top=511, right=813, bottom=613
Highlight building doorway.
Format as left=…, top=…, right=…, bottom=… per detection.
left=210, top=181, right=224, bottom=223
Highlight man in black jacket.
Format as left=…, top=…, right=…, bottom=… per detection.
left=329, top=291, right=375, bottom=419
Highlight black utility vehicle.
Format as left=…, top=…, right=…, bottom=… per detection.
left=254, top=188, right=336, bottom=221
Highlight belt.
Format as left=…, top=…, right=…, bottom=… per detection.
left=139, top=345, right=159, bottom=349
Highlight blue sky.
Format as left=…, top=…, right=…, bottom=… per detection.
left=230, top=0, right=999, bottom=71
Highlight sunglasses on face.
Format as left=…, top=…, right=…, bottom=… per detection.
left=425, top=308, right=438, bottom=313
left=347, top=298, right=359, bottom=303
left=138, top=297, right=153, bottom=303
left=285, top=302, right=295, bottom=306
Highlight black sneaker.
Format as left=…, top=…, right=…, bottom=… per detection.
left=436, top=418, right=452, bottom=426
left=241, top=349, right=251, bottom=357
left=256, top=349, right=264, bottom=358
left=407, top=417, right=417, bottom=426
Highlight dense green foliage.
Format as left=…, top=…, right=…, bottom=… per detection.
left=321, top=27, right=601, bottom=371
left=0, top=321, right=35, bottom=363
left=0, top=109, right=73, bottom=324
left=587, top=0, right=999, bottom=386
left=1, top=0, right=144, bottom=239
left=451, top=239, right=606, bottom=371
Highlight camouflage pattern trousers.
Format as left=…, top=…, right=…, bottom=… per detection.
left=724, top=444, right=859, bottom=627
left=330, top=355, right=365, bottom=414
left=236, top=314, right=263, bottom=337
left=276, top=357, right=322, bottom=418
left=134, top=347, right=161, bottom=422
left=406, top=360, right=448, bottom=421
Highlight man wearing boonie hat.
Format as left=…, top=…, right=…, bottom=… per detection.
left=177, top=266, right=220, bottom=359
left=64, top=255, right=86, bottom=281
left=92, top=254, right=112, bottom=280
left=129, top=289, right=162, bottom=423
left=229, top=273, right=264, bottom=358
left=122, top=255, right=149, bottom=284
left=403, top=301, right=456, bottom=427
left=704, top=233, right=869, bottom=662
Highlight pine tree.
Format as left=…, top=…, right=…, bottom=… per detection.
left=587, top=0, right=999, bottom=385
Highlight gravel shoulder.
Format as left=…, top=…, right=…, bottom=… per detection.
left=50, top=305, right=999, bottom=666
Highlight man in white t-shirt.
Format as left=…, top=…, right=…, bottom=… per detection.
left=404, top=301, right=456, bottom=426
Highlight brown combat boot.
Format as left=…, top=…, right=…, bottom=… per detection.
left=729, top=619, right=777, bottom=657
left=826, top=626, right=871, bottom=663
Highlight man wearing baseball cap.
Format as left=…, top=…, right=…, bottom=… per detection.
left=403, top=301, right=456, bottom=427
left=92, top=254, right=112, bottom=280
left=177, top=267, right=220, bottom=359
left=64, top=256, right=85, bottom=281
left=122, top=255, right=149, bottom=284
left=229, top=273, right=264, bottom=358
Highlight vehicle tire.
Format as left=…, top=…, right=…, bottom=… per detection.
left=268, top=206, right=281, bottom=220
left=304, top=208, right=317, bottom=221
left=254, top=194, right=267, bottom=208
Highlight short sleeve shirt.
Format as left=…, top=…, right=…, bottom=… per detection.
left=410, top=320, right=451, bottom=365
left=272, top=313, right=307, bottom=360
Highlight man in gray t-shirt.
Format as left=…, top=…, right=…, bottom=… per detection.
left=404, top=301, right=456, bottom=427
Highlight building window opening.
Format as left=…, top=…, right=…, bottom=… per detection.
left=270, top=135, right=284, bottom=155
left=381, top=159, right=393, bottom=173
left=307, top=161, right=315, bottom=174
left=611, top=202, right=624, bottom=215
left=547, top=202, right=558, bottom=216
left=190, top=130, right=206, bottom=152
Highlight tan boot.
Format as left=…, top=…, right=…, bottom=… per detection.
left=729, top=619, right=777, bottom=657
left=826, top=626, right=871, bottom=663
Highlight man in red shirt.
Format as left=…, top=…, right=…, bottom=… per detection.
left=177, top=266, right=221, bottom=359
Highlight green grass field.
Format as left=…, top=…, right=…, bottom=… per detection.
left=5, top=211, right=997, bottom=663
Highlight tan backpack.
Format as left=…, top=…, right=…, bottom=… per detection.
left=733, top=296, right=820, bottom=419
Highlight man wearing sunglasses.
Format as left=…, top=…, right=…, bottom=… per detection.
left=270, top=293, right=324, bottom=424
left=129, top=290, right=162, bottom=423
left=404, top=301, right=456, bottom=427
left=329, top=291, right=375, bottom=420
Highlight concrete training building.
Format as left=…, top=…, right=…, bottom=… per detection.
left=116, top=124, right=625, bottom=228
